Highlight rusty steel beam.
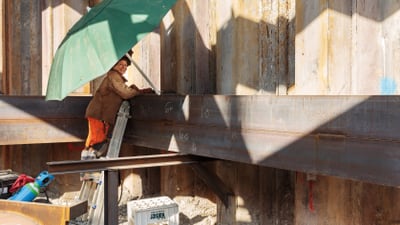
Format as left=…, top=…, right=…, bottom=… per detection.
left=126, top=95, right=400, bottom=187
left=47, top=153, right=213, bottom=174
left=0, top=96, right=90, bottom=145
left=3, top=95, right=400, bottom=186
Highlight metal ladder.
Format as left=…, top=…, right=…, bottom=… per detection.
left=78, top=101, right=131, bottom=225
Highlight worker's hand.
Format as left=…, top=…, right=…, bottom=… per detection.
left=140, top=88, right=155, bottom=94
left=129, top=84, right=139, bottom=91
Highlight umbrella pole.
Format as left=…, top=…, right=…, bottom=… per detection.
left=125, top=54, right=161, bottom=95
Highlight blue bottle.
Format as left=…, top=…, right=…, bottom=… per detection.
left=8, top=171, right=54, bottom=202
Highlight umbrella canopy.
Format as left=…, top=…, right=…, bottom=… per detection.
left=46, top=0, right=177, bottom=100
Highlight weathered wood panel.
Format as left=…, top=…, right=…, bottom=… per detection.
left=381, top=0, right=400, bottom=95
left=294, top=1, right=400, bottom=225
left=351, top=0, right=383, bottom=95
left=41, top=0, right=90, bottom=95
left=295, top=0, right=329, bottom=94
left=3, top=0, right=41, bottom=95
left=295, top=174, right=400, bottom=225
left=295, top=0, right=400, bottom=95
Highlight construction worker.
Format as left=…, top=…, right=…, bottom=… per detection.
left=82, top=51, right=153, bottom=159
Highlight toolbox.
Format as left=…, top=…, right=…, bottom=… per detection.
left=0, top=170, right=19, bottom=199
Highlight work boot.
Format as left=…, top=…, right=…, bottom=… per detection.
left=87, top=147, right=97, bottom=160
left=95, top=142, right=109, bottom=158
left=80, top=149, right=89, bottom=160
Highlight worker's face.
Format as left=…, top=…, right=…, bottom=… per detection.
left=113, top=60, right=129, bottom=75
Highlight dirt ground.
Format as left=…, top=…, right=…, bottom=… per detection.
left=51, top=189, right=217, bottom=225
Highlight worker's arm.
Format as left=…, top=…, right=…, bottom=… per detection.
left=108, top=72, right=140, bottom=99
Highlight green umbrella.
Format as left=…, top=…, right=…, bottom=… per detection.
left=46, top=0, right=177, bottom=100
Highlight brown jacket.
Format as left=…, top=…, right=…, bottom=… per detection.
left=85, top=70, right=139, bottom=125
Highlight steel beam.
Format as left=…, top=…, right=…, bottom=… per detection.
left=126, top=95, right=400, bottom=186
left=0, top=96, right=89, bottom=145
left=47, top=153, right=213, bottom=174
left=3, top=95, right=400, bottom=186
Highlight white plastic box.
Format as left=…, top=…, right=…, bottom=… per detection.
left=127, top=196, right=179, bottom=225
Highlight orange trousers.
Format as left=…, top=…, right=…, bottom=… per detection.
left=85, top=117, right=110, bottom=149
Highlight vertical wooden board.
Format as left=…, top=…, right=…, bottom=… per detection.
left=324, top=176, right=353, bottom=225
left=216, top=160, right=237, bottom=224
left=295, top=173, right=400, bottom=225
left=161, top=165, right=196, bottom=197
left=0, top=0, right=3, bottom=94
left=41, top=0, right=53, bottom=95
left=232, top=0, right=260, bottom=95
left=351, top=0, right=383, bottom=94
left=259, top=167, right=275, bottom=224
left=348, top=180, right=363, bottom=225
left=215, top=0, right=234, bottom=94
left=0, top=146, right=8, bottom=169
left=295, top=0, right=329, bottom=94
left=160, top=10, right=178, bottom=92
left=260, top=0, right=279, bottom=94
left=4, top=1, right=21, bottom=94
left=26, top=1, right=42, bottom=95
left=287, top=0, right=296, bottom=93
left=274, top=169, right=295, bottom=225
left=360, top=183, right=400, bottom=225
left=130, top=31, right=161, bottom=91
left=160, top=166, right=177, bottom=195
left=194, top=0, right=213, bottom=94
left=148, top=31, right=161, bottom=91
left=277, top=0, right=289, bottom=95
left=327, top=0, right=352, bottom=94
left=208, top=0, right=217, bottom=94
left=174, top=0, right=196, bottom=94
left=64, top=1, right=90, bottom=96
left=130, top=41, right=144, bottom=87
left=235, top=163, right=260, bottom=223
left=175, top=165, right=195, bottom=196
left=381, top=0, right=400, bottom=95
left=259, top=167, right=295, bottom=225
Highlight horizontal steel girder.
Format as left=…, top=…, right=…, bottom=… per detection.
left=126, top=95, right=400, bottom=187
left=0, top=96, right=89, bottom=145
left=47, top=153, right=212, bottom=174
left=3, top=95, right=400, bottom=186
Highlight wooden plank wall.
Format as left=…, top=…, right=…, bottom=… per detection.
left=137, top=0, right=400, bottom=224
left=294, top=0, right=400, bottom=224
left=134, top=0, right=296, bottom=224
left=0, top=0, right=87, bottom=196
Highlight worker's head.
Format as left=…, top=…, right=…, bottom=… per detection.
left=112, top=49, right=133, bottom=74
left=112, top=56, right=131, bottom=75
left=119, top=55, right=131, bottom=66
